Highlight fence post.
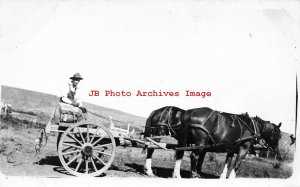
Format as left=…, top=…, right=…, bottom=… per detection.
left=110, top=116, right=114, bottom=130
left=127, top=123, right=130, bottom=133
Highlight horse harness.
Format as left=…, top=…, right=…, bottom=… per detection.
left=145, top=108, right=273, bottom=151
left=189, top=110, right=218, bottom=144
left=145, top=106, right=181, bottom=137
left=188, top=110, right=265, bottom=149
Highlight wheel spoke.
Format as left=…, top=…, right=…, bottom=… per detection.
left=63, top=141, right=79, bottom=144
left=75, top=159, right=83, bottom=172
left=94, top=149, right=112, bottom=156
left=89, top=127, right=99, bottom=144
left=77, top=127, right=86, bottom=143
left=58, top=123, right=116, bottom=177
left=91, top=157, right=98, bottom=172
left=67, top=153, right=81, bottom=166
left=62, top=149, right=81, bottom=156
left=94, top=143, right=112, bottom=149
left=92, top=135, right=105, bottom=146
left=63, top=143, right=82, bottom=149
left=67, top=133, right=83, bottom=146
left=87, top=124, right=90, bottom=143
left=93, top=153, right=107, bottom=166
left=62, top=146, right=74, bottom=152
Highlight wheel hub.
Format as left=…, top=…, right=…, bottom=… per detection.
left=82, top=143, right=93, bottom=156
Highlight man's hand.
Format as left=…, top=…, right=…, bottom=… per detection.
left=79, top=107, right=87, bottom=113
left=71, top=101, right=79, bottom=107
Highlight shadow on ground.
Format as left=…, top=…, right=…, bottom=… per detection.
left=125, top=163, right=219, bottom=178
left=33, top=155, right=218, bottom=178
left=34, top=155, right=61, bottom=166
left=34, top=155, right=72, bottom=176
left=34, top=155, right=107, bottom=177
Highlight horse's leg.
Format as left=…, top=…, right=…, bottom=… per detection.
left=220, top=152, right=234, bottom=179
left=190, top=150, right=200, bottom=178
left=144, top=148, right=155, bottom=176
left=228, top=147, right=248, bottom=179
left=189, top=128, right=207, bottom=178
left=196, top=151, right=206, bottom=178
left=172, top=150, right=184, bottom=178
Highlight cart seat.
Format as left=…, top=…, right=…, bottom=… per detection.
left=59, top=103, right=79, bottom=114
left=59, top=103, right=80, bottom=123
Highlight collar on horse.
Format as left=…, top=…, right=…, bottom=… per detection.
left=233, top=116, right=276, bottom=153
left=251, top=117, right=275, bottom=152
left=145, top=106, right=180, bottom=137
left=157, top=106, right=179, bottom=136
left=237, top=115, right=261, bottom=142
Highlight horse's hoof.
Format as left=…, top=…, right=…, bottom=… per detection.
left=145, top=170, right=155, bottom=177
left=228, top=170, right=236, bottom=179
left=220, top=173, right=226, bottom=179
left=190, top=173, right=201, bottom=178
left=172, top=173, right=182, bottom=178
left=172, top=175, right=182, bottom=178
left=147, top=173, right=155, bottom=177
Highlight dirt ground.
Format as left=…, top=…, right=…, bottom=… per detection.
left=0, top=121, right=294, bottom=179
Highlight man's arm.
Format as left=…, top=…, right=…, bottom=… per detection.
left=60, top=83, right=72, bottom=104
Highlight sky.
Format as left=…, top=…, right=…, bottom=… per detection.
left=0, top=0, right=299, bottom=134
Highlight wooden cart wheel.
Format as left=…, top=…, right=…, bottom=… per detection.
left=58, top=120, right=116, bottom=176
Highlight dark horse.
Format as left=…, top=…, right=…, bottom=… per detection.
left=143, top=106, right=185, bottom=177
left=177, top=107, right=282, bottom=178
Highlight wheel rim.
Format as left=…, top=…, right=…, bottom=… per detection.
left=58, top=121, right=116, bottom=176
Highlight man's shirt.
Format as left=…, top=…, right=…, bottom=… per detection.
left=60, top=82, right=83, bottom=107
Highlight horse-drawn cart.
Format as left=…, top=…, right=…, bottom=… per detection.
left=36, top=103, right=176, bottom=177
left=36, top=104, right=282, bottom=178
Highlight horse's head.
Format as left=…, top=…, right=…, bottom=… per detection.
left=255, top=116, right=283, bottom=161
left=143, top=106, right=184, bottom=137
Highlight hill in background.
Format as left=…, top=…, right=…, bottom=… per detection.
left=1, top=85, right=146, bottom=131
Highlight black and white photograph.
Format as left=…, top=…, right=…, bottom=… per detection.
left=0, top=0, right=299, bottom=186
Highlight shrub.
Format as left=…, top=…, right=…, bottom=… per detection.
left=0, top=144, right=7, bottom=154
left=208, top=152, right=216, bottom=162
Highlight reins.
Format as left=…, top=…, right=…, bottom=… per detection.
left=235, top=116, right=279, bottom=155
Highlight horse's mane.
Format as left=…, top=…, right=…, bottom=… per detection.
left=255, top=116, right=281, bottom=139
left=255, top=116, right=270, bottom=124
left=241, top=112, right=249, bottom=118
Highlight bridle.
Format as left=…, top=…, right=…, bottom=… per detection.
left=250, top=117, right=280, bottom=155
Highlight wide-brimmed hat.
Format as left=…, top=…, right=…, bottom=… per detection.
left=70, top=72, right=83, bottom=80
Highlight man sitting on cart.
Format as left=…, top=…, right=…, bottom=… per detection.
left=60, top=72, right=89, bottom=120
